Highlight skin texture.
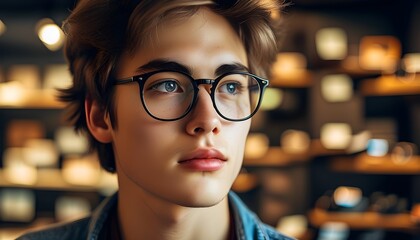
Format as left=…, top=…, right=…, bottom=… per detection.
left=86, top=7, right=250, bottom=240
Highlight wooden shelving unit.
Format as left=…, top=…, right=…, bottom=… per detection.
left=330, top=153, right=420, bottom=175
left=244, top=146, right=311, bottom=166
left=270, top=71, right=313, bottom=88
left=0, top=89, right=64, bottom=109
left=243, top=139, right=347, bottom=167
left=361, top=74, right=420, bottom=96
left=308, top=208, right=418, bottom=232
left=0, top=168, right=117, bottom=192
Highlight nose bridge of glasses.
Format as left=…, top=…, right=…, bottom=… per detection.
left=195, top=79, right=215, bottom=94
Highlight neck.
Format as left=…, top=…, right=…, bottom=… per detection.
left=117, top=177, right=231, bottom=240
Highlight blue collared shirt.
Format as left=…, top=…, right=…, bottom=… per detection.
left=17, top=191, right=294, bottom=240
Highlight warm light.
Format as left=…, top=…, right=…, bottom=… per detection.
left=403, top=53, right=420, bottom=73
left=22, top=139, right=59, bottom=167
left=55, top=196, right=91, bottom=222
left=260, top=0, right=281, bottom=20
left=333, top=186, right=362, bottom=208
left=37, top=19, right=65, bottom=51
left=320, top=123, right=352, bottom=150
left=44, top=64, right=73, bottom=89
left=0, top=81, right=25, bottom=105
left=366, top=139, right=389, bottom=157
left=321, top=74, right=353, bottom=102
left=62, top=155, right=101, bottom=186
left=280, top=130, right=310, bottom=154
left=232, top=169, right=258, bottom=192
left=359, top=36, right=401, bottom=72
left=316, top=28, right=348, bottom=60
left=0, top=19, right=6, bottom=36
left=276, top=215, right=308, bottom=238
left=271, top=52, right=307, bottom=81
left=272, top=53, right=307, bottom=74
left=9, top=65, right=40, bottom=89
left=0, top=189, right=35, bottom=222
left=244, top=133, right=269, bottom=159
left=260, top=88, right=283, bottom=110
left=3, top=148, right=38, bottom=185
left=55, top=127, right=89, bottom=155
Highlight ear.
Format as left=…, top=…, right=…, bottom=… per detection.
left=85, top=98, right=113, bottom=143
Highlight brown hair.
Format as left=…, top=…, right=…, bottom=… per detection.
left=60, top=0, right=284, bottom=172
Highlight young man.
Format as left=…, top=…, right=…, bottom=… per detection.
left=19, top=0, right=293, bottom=239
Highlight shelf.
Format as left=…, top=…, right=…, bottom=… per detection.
left=361, top=74, right=420, bottom=96
left=339, top=56, right=382, bottom=78
left=244, top=146, right=311, bottom=166
left=330, top=153, right=420, bottom=175
left=0, top=89, right=64, bottom=109
left=308, top=208, right=418, bottom=232
left=0, top=168, right=118, bottom=193
left=243, top=139, right=347, bottom=167
left=270, top=71, right=313, bottom=88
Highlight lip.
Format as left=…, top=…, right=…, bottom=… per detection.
left=178, top=148, right=227, bottom=172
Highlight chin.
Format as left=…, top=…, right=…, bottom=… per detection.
left=173, top=187, right=229, bottom=208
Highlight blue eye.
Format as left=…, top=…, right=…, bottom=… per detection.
left=152, top=80, right=182, bottom=93
left=226, top=83, right=238, bottom=94
left=219, top=82, right=242, bottom=95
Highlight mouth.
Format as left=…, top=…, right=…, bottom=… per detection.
left=178, top=148, right=227, bottom=172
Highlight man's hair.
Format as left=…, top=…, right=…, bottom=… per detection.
left=60, top=0, right=284, bottom=172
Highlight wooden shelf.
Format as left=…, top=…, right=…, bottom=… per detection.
left=361, top=74, right=420, bottom=96
left=244, top=146, right=311, bottom=166
left=270, top=71, right=313, bottom=88
left=330, top=153, right=420, bottom=175
left=339, top=56, right=382, bottom=78
left=0, top=89, right=64, bottom=109
left=243, top=139, right=347, bottom=167
left=309, top=208, right=418, bottom=232
left=0, top=168, right=118, bottom=192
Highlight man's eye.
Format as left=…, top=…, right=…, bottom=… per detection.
left=219, top=82, right=242, bottom=95
left=152, top=80, right=182, bottom=93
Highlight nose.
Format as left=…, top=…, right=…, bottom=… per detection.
left=185, top=86, right=221, bottom=135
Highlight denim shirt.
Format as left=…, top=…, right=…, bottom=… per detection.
left=17, top=191, right=294, bottom=240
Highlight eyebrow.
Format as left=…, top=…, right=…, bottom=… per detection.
left=136, top=59, right=249, bottom=77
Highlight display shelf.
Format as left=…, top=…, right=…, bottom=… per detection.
left=0, top=168, right=117, bottom=192
left=339, top=56, right=382, bottom=78
left=330, top=153, right=420, bottom=175
left=308, top=139, right=348, bottom=157
left=361, top=74, right=420, bottom=96
left=270, top=71, right=313, bottom=88
left=243, top=139, right=347, bottom=167
left=0, top=89, right=64, bottom=109
left=244, top=146, right=311, bottom=167
left=308, top=208, right=418, bottom=232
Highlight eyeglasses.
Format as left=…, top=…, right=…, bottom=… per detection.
left=113, top=70, right=269, bottom=121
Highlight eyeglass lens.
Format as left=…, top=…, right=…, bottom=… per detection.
left=141, top=71, right=262, bottom=121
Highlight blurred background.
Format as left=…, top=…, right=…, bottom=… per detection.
left=0, top=0, right=419, bottom=239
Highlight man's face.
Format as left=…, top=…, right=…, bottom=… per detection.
left=111, top=7, right=250, bottom=207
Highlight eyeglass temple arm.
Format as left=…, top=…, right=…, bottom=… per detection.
left=114, top=77, right=135, bottom=85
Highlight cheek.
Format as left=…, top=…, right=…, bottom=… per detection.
left=228, top=122, right=251, bottom=165
left=111, top=88, right=170, bottom=166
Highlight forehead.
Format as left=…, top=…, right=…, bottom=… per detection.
left=118, top=7, right=247, bottom=77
